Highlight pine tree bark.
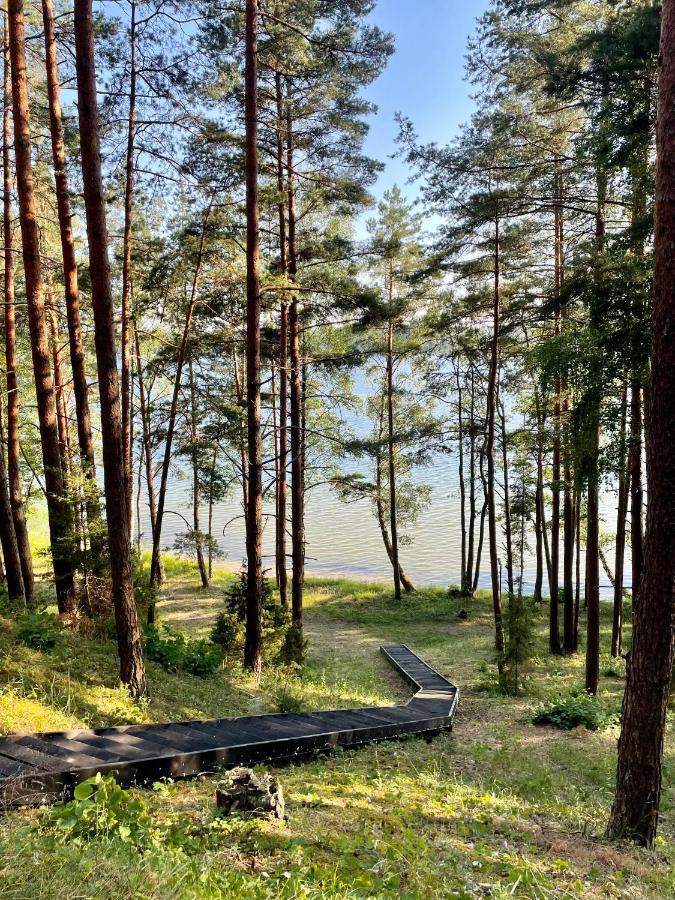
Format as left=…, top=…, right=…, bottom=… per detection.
left=0, top=367, right=23, bottom=604
left=456, top=368, right=468, bottom=592
left=40, top=0, right=101, bottom=547
left=608, top=5, right=675, bottom=843
left=275, top=71, right=288, bottom=607
left=498, top=382, right=514, bottom=597
left=612, top=386, right=630, bottom=657
left=2, top=14, right=31, bottom=601
left=386, top=306, right=401, bottom=601
left=8, top=0, right=76, bottom=615
left=189, top=358, right=208, bottom=588
left=73, top=0, right=146, bottom=696
left=286, top=90, right=304, bottom=629
left=121, top=0, right=137, bottom=536
left=487, top=213, right=505, bottom=678
left=243, top=0, right=263, bottom=673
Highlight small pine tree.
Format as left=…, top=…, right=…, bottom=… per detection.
left=502, top=594, right=536, bottom=696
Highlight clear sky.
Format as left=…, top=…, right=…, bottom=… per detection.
left=360, top=0, right=490, bottom=204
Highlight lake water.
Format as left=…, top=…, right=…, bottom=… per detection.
left=141, top=447, right=625, bottom=599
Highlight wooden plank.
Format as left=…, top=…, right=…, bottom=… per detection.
left=0, top=644, right=459, bottom=805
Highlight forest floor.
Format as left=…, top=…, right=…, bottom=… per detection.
left=0, top=559, right=672, bottom=899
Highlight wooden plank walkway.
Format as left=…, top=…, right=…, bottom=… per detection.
left=0, top=644, right=458, bottom=805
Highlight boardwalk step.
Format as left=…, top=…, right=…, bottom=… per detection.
left=0, top=645, right=458, bottom=805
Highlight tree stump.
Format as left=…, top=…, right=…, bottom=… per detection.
left=215, top=768, right=285, bottom=820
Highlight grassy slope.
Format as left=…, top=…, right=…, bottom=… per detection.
left=0, top=562, right=672, bottom=899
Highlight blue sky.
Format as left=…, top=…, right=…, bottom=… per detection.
left=361, top=0, right=490, bottom=203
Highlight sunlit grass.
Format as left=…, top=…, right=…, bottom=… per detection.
left=0, top=560, right=672, bottom=898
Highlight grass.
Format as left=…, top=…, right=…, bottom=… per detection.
left=0, top=560, right=672, bottom=899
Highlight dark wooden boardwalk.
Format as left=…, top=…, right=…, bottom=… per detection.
left=0, top=645, right=458, bottom=805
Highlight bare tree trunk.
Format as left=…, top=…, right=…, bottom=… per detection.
left=74, top=0, right=146, bottom=696
left=608, top=7, right=675, bottom=843
left=585, top=170, right=606, bottom=697
left=8, top=0, right=76, bottom=615
left=386, top=308, right=401, bottom=601
left=466, top=368, right=477, bottom=590
left=207, top=446, right=216, bottom=580
left=487, top=213, right=505, bottom=679
left=40, top=0, right=100, bottom=547
left=151, top=206, right=210, bottom=587
left=232, top=349, right=249, bottom=527
left=574, top=490, right=581, bottom=650
left=243, top=0, right=263, bottom=673
left=189, top=358, right=208, bottom=588
left=0, top=355, right=23, bottom=604
left=498, top=381, right=514, bottom=597
left=456, top=368, right=468, bottom=591
left=286, top=90, right=303, bottom=630
left=473, top=437, right=488, bottom=593
left=134, top=324, right=163, bottom=585
left=630, top=385, right=643, bottom=606
left=275, top=71, right=288, bottom=607
left=612, top=385, right=630, bottom=657
left=121, top=0, right=137, bottom=536
left=375, top=399, right=414, bottom=592
left=2, top=15, right=31, bottom=601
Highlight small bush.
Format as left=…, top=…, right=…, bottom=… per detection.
left=532, top=691, right=613, bottom=731
left=502, top=594, right=537, bottom=696
left=15, top=612, right=63, bottom=652
left=44, top=773, right=152, bottom=845
left=181, top=640, right=223, bottom=677
left=143, top=625, right=222, bottom=677
left=601, top=653, right=626, bottom=679
left=278, top=622, right=308, bottom=666
left=271, top=680, right=306, bottom=714
left=220, top=567, right=294, bottom=664
left=210, top=611, right=242, bottom=656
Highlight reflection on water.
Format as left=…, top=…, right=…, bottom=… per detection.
left=139, top=448, right=625, bottom=599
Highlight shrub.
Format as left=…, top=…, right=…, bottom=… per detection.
left=278, top=622, right=308, bottom=666
left=601, top=653, right=626, bottom=679
left=220, top=568, right=294, bottom=664
left=532, top=691, right=614, bottom=731
left=272, top=682, right=306, bottom=714
left=143, top=625, right=222, bottom=677
left=181, top=640, right=223, bottom=677
left=210, top=611, right=242, bottom=656
left=502, top=594, right=537, bottom=695
left=15, top=612, right=63, bottom=652
left=44, top=773, right=152, bottom=845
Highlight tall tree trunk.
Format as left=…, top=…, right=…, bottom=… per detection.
left=473, top=433, right=488, bottom=593
left=630, top=386, right=644, bottom=608
left=557, top=168, right=575, bottom=653
left=134, top=325, right=162, bottom=579
left=585, top=167, right=606, bottom=697
left=550, top=304, right=562, bottom=651
left=207, top=447, right=216, bottom=580
left=40, top=0, right=100, bottom=548
left=574, top=490, right=581, bottom=650
left=612, top=385, right=630, bottom=657
left=2, top=14, right=31, bottom=601
left=73, top=0, right=146, bottom=696
left=243, top=0, right=263, bottom=673
left=386, top=301, right=401, bottom=601
left=456, top=369, right=468, bottom=592
left=498, top=381, right=514, bottom=597
left=487, top=213, right=505, bottom=680
left=466, top=368, right=477, bottom=590
left=286, top=90, right=304, bottom=630
left=232, top=349, right=249, bottom=527
left=375, top=398, right=414, bottom=592
left=188, top=358, right=208, bottom=588
left=275, top=71, right=288, bottom=607
left=121, top=0, right=137, bottom=536
left=8, top=0, right=76, bottom=615
left=151, top=206, right=210, bottom=587
left=608, top=7, right=675, bottom=843
left=0, top=354, right=23, bottom=604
